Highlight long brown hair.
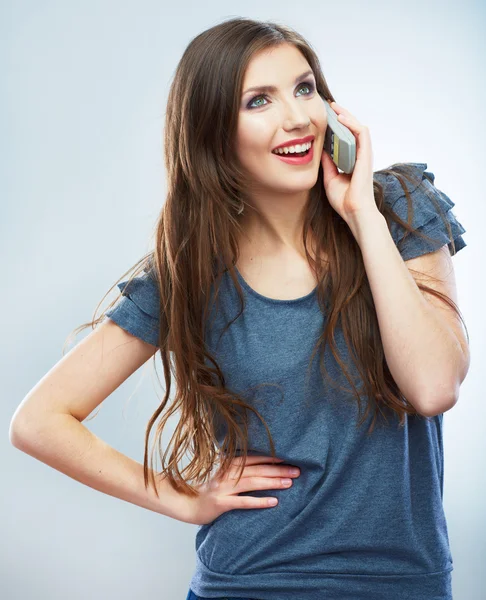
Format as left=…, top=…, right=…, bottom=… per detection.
left=68, top=17, right=468, bottom=499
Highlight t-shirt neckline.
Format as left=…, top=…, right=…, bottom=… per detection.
left=233, top=265, right=318, bottom=305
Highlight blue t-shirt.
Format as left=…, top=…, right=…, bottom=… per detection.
left=105, top=163, right=466, bottom=600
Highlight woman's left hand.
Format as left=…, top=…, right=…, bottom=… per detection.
left=320, top=102, right=378, bottom=225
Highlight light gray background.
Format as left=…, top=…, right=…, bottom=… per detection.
left=2, top=1, right=484, bottom=599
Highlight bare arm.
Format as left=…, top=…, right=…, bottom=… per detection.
left=9, top=319, right=193, bottom=523
left=348, top=211, right=469, bottom=416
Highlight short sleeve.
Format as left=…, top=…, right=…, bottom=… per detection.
left=105, top=266, right=160, bottom=346
left=373, top=162, right=467, bottom=262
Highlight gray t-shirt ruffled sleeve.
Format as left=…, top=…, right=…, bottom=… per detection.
left=105, top=266, right=160, bottom=346
left=374, top=162, right=467, bottom=261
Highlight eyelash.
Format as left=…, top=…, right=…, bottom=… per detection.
left=246, top=81, right=316, bottom=109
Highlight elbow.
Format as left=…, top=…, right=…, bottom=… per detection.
left=9, top=418, right=28, bottom=449
left=415, top=386, right=459, bottom=418
left=406, top=348, right=469, bottom=419
left=9, top=410, right=40, bottom=449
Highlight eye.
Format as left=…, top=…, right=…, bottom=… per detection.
left=246, top=81, right=316, bottom=110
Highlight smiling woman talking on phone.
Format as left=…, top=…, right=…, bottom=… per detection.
left=10, top=16, right=469, bottom=600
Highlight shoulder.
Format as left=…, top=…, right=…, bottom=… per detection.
left=104, top=260, right=161, bottom=347
left=116, top=266, right=160, bottom=318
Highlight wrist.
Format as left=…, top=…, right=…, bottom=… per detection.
left=345, top=209, right=387, bottom=243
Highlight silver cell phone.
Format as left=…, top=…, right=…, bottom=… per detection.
left=322, top=97, right=356, bottom=174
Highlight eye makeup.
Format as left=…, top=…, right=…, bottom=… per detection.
left=246, top=81, right=316, bottom=110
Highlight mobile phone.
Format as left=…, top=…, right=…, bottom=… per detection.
left=322, top=97, right=356, bottom=174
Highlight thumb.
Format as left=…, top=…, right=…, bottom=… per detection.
left=321, top=148, right=339, bottom=188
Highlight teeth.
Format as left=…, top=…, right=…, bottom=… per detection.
left=273, top=141, right=312, bottom=155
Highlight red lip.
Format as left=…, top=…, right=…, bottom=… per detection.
left=272, top=135, right=315, bottom=151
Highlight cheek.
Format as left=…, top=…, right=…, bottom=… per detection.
left=306, top=101, right=327, bottom=129
left=312, top=108, right=327, bottom=134
left=236, top=115, right=275, bottom=154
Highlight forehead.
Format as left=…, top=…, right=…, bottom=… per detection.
left=242, top=44, right=312, bottom=90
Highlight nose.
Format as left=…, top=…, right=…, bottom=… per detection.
left=281, top=101, right=311, bottom=130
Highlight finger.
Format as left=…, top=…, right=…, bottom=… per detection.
left=227, top=475, right=294, bottom=494
left=220, top=455, right=285, bottom=479
left=331, top=101, right=363, bottom=136
left=230, top=455, right=285, bottom=466
left=229, top=463, right=300, bottom=480
left=321, top=147, right=339, bottom=173
left=336, top=115, right=373, bottom=172
left=224, top=494, right=279, bottom=510
left=225, top=461, right=292, bottom=481
left=330, top=101, right=354, bottom=120
left=321, top=149, right=340, bottom=188
left=336, top=112, right=363, bottom=132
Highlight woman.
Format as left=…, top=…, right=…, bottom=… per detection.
left=10, top=17, right=469, bottom=600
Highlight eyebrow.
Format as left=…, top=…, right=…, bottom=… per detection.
left=242, top=69, right=315, bottom=97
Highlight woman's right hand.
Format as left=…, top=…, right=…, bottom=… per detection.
left=183, top=455, right=300, bottom=526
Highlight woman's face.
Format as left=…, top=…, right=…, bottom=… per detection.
left=236, top=43, right=327, bottom=197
